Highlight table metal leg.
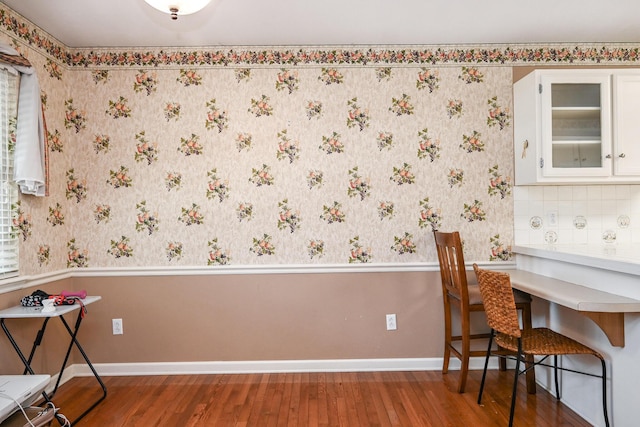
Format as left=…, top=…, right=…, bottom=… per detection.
left=23, top=318, right=51, bottom=375
left=56, top=310, right=107, bottom=425
left=1, top=318, right=37, bottom=375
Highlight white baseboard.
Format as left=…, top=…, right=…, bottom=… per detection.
left=42, top=366, right=78, bottom=394
left=67, top=356, right=499, bottom=377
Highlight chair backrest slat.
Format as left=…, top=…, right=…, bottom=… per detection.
left=434, top=231, right=469, bottom=303
left=473, top=264, right=521, bottom=338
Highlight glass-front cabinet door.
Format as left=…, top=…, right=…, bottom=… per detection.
left=539, top=74, right=611, bottom=177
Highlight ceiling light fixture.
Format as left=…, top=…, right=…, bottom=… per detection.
left=144, top=0, right=212, bottom=20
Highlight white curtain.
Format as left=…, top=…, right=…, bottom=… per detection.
left=0, top=43, right=46, bottom=197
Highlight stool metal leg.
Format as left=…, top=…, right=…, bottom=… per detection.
left=508, top=340, right=523, bottom=427
left=477, top=329, right=495, bottom=404
left=601, top=358, right=610, bottom=427
left=554, top=355, right=560, bottom=400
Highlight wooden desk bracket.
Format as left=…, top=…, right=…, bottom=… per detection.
left=583, top=312, right=625, bottom=347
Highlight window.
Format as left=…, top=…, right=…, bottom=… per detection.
left=0, top=68, right=19, bottom=279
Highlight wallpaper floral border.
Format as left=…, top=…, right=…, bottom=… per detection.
left=2, top=6, right=640, bottom=68
left=1, top=5, right=638, bottom=274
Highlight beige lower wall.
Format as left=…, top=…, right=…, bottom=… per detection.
left=1, top=271, right=492, bottom=373
left=73, top=271, right=445, bottom=364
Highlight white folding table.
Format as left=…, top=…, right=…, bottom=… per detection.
left=0, top=374, right=50, bottom=422
left=0, top=296, right=106, bottom=425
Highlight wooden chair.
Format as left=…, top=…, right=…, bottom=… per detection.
left=433, top=231, right=533, bottom=393
left=473, top=265, right=609, bottom=427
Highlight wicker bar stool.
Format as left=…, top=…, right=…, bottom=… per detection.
left=433, top=231, right=534, bottom=393
left=473, top=265, right=610, bottom=427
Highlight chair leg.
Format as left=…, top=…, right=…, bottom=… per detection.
left=520, top=303, right=536, bottom=395
left=442, top=343, right=451, bottom=375
left=498, top=350, right=507, bottom=371
left=508, top=343, right=523, bottom=427
left=457, top=346, right=469, bottom=393
left=442, top=299, right=452, bottom=375
left=600, top=358, right=610, bottom=427
left=477, top=330, right=494, bottom=404
left=458, top=307, right=472, bottom=393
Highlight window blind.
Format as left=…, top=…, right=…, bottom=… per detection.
left=0, top=68, right=19, bottom=278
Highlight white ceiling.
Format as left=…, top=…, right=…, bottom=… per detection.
left=2, top=0, right=640, bottom=49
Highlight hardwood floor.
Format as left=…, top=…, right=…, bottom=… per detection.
left=49, top=370, right=591, bottom=426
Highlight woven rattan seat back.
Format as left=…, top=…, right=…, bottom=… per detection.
left=473, top=266, right=521, bottom=338
left=472, top=264, right=610, bottom=427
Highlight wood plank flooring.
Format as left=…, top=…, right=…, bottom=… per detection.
left=49, top=370, right=591, bottom=426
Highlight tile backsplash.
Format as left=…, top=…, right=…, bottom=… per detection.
left=513, top=185, right=640, bottom=245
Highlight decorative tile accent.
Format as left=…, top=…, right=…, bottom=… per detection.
left=529, top=216, right=542, bottom=230
left=573, top=216, right=587, bottom=230
left=618, top=215, right=630, bottom=228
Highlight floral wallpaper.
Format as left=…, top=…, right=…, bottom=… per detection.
left=1, top=5, right=638, bottom=274
left=57, top=63, right=514, bottom=269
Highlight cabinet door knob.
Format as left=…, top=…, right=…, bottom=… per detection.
left=605, top=154, right=612, bottom=159
left=619, top=153, right=626, bottom=158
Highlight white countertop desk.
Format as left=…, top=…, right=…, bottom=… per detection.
left=499, top=270, right=640, bottom=347
left=0, top=296, right=107, bottom=425
left=513, top=244, right=640, bottom=276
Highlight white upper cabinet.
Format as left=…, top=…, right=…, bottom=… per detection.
left=514, top=69, right=640, bottom=184
left=613, top=73, right=640, bottom=176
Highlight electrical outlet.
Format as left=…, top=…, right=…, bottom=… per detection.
left=546, top=210, right=558, bottom=227
left=112, top=318, right=123, bottom=335
left=386, top=314, right=397, bottom=331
